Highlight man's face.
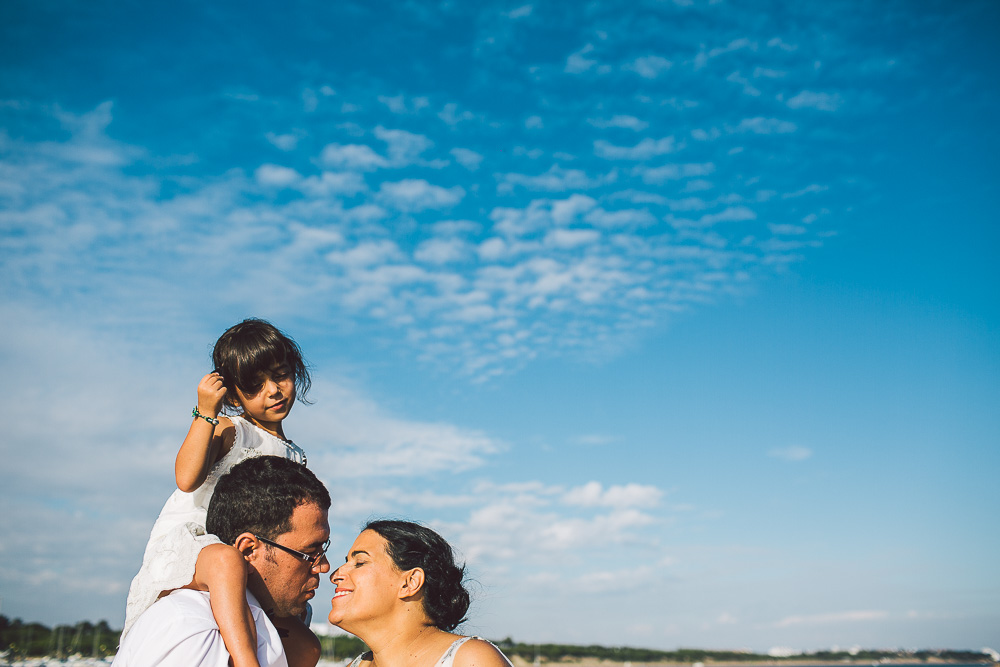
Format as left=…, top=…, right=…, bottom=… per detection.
left=249, top=501, right=331, bottom=618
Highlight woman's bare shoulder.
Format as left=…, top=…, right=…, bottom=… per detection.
left=454, top=638, right=512, bottom=667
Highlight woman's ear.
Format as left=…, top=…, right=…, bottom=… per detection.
left=399, top=567, right=425, bottom=599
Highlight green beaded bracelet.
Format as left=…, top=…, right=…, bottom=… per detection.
left=192, top=407, right=220, bottom=426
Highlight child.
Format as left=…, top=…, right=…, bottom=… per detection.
left=123, top=318, right=320, bottom=667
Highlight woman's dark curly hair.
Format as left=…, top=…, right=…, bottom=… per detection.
left=364, top=519, right=470, bottom=632
left=212, top=318, right=311, bottom=413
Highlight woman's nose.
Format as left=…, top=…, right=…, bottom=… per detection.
left=330, top=565, right=343, bottom=583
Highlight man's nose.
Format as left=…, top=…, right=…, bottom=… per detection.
left=313, top=554, right=330, bottom=573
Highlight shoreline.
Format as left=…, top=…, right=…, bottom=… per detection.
left=505, top=660, right=996, bottom=667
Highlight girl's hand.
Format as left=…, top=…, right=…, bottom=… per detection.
left=196, top=371, right=228, bottom=418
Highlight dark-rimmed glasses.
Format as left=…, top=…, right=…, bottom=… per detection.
left=255, top=535, right=330, bottom=568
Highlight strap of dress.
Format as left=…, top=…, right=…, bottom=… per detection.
left=349, top=652, right=372, bottom=667
left=437, top=637, right=477, bottom=667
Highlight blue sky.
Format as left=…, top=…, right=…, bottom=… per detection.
left=1, top=0, right=998, bottom=653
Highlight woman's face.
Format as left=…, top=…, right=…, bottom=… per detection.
left=328, top=529, right=407, bottom=630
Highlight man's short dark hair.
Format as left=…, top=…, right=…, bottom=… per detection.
left=206, top=456, right=331, bottom=545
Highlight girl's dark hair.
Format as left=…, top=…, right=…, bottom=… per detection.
left=364, top=519, right=470, bottom=631
left=212, top=318, right=311, bottom=412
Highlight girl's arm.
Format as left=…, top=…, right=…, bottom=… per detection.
left=175, top=372, right=233, bottom=493
left=188, top=543, right=261, bottom=667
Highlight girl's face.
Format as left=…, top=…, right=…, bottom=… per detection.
left=328, top=530, right=408, bottom=631
left=235, top=361, right=296, bottom=428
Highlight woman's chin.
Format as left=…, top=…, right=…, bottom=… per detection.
left=327, top=611, right=347, bottom=629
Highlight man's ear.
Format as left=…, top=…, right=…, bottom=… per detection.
left=233, top=533, right=258, bottom=561
left=399, top=567, right=425, bottom=599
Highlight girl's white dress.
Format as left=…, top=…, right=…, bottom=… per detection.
left=123, top=415, right=308, bottom=637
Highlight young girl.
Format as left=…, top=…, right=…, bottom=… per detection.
left=123, top=318, right=319, bottom=667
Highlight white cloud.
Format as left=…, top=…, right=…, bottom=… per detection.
left=0, top=102, right=827, bottom=382
left=787, top=90, right=843, bottom=111
left=566, top=44, right=597, bottom=74
left=708, top=37, right=754, bottom=59
left=610, top=190, right=669, bottom=205
left=544, top=228, right=600, bottom=249
left=300, top=380, right=503, bottom=478
left=727, top=71, right=761, bottom=97
left=375, top=126, right=434, bottom=166
left=774, top=610, right=888, bottom=627
left=754, top=67, right=786, bottom=78
left=698, top=206, right=756, bottom=225
left=378, top=179, right=464, bottom=211
left=585, top=207, right=656, bottom=228
left=636, top=162, right=715, bottom=185
left=783, top=184, right=828, bottom=198
left=320, top=142, right=389, bottom=170
left=625, top=55, right=672, bottom=79
left=768, top=36, right=797, bottom=51
left=432, top=219, right=480, bottom=235
left=587, top=115, right=649, bottom=131
left=378, top=94, right=430, bottom=114
left=499, top=165, right=613, bottom=192
left=551, top=194, right=598, bottom=224
left=317, top=128, right=440, bottom=173
left=767, top=445, right=813, bottom=462
left=769, top=223, right=806, bottom=235
left=438, top=102, right=477, bottom=126
left=265, top=132, right=299, bottom=151
left=477, top=237, right=507, bottom=261
left=299, top=171, right=367, bottom=196
left=563, top=481, right=662, bottom=509
left=734, top=117, right=797, bottom=134
left=594, top=136, right=677, bottom=160
left=451, top=147, right=484, bottom=170
left=325, top=239, right=403, bottom=267
left=414, top=237, right=472, bottom=264
left=506, top=4, right=533, bottom=18
left=254, top=163, right=301, bottom=188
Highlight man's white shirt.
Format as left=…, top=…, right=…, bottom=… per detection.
left=112, top=589, right=287, bottom=667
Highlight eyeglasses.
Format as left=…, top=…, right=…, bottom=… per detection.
left=255, top=535, right=330, bottom=568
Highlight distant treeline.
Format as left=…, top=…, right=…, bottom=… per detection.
left=1, top=616, right=995, bottom=664
left=0, top=616, right=117, bottom=659
left=318, top=632, right=368, bottom=660
left=487, top=639, right=994, bottom=665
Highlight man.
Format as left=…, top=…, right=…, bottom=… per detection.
left=114, top=456, right=331, bottom=667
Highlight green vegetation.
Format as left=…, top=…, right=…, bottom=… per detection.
left=0, top=615, right=117, bottom=660
left=317, top=633, right=368, bottom=661
left=489, top=639, right=995, bottom=665
left=1, top=616, right=995, bottom=664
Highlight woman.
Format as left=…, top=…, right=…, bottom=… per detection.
left=329, top=520, right=513, bottom=667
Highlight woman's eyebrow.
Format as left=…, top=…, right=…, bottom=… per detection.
left=350, top=549, right=370, bottom=558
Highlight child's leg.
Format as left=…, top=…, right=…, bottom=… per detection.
left=189, top=543, right=261, bottom=667
left=269, top=614, right=320, bottom=667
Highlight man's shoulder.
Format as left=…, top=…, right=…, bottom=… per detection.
left=114, top=590, right=283, bottom=667
left=113, top=591, right=226, bottom=667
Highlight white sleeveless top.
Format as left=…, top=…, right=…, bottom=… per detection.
left=348, top=637, right=513, bottom=667
left=122, top=415, right=307, bottom=636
